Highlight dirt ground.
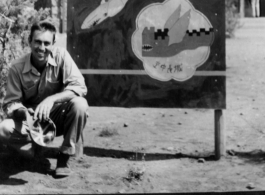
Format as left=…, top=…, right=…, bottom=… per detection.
left=1, top=17, right=265, bottom=194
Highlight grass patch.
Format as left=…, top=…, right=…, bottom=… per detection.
left=98, top=127, right=119, bottom=137
left=123, top=166, right=146, bottom=183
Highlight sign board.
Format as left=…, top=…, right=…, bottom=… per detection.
left=67, top=0, right=226, bottom=109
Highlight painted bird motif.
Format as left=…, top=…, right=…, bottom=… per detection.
left=81, top=0, right=128, bottom=29
left=142, top=5, right=214, bottom=57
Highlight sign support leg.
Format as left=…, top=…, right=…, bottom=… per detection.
left=214, top=109, right=225, bottom=160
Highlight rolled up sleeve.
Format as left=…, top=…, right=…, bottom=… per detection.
left=3, top=67, right=26, bottom=117
left=62, top=49, right=87, bottom=97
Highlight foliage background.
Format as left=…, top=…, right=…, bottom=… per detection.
left=0, top=0, right=54, bottom=121
left=225, top=0, right=241, bottom=38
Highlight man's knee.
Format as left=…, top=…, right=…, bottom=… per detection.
left=0, top=119, right=15, bottom=140
left=69, top=97, right=89, bottom=115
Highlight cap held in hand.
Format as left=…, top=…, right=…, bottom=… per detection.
left=29, top=118, right=56, bottom=147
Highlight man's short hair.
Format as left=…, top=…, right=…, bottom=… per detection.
left=29, top=20, right=57, bottom=43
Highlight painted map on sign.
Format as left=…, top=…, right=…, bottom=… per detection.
left=132, top=0, right=215, bottom=81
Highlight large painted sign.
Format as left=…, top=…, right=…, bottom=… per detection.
left=132, top=0, right=214, bottom=81
left=67, top=0, right=226, bottom=109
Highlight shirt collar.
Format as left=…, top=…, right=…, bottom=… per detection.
left=22, top=49, right=57, bottom=74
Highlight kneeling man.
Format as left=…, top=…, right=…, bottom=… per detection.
left=0, top=20, right=89, bottom=177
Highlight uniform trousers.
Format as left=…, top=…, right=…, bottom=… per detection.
left=0, top=97, right=89, bottom=156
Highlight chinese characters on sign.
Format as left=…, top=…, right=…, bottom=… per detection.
left=153, top=61, right=183, bottom=74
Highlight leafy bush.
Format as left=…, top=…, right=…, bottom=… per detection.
left=225, top=0, right=241, bottom=38
left=98, top=127, right=119, bottom=137
left=0, top=0, right=54, bottom=120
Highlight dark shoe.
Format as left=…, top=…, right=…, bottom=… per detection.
left=8, top=142, right=35, bottom=159
left=55, top=152, right=72, bottom=177
left=28, top=157, right=52, bottom=174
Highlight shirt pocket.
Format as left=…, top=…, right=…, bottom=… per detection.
left=23, top=82, right=39, bottom=100
left=46, top=67, right=62, bottom=84
left=46, top=80, right=63, bottom=95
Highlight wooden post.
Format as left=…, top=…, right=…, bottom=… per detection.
left=214, top=109, right=225, bottom=160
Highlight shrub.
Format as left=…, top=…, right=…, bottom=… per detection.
left=225, top=0, right=241, bottom=38
left=123, top=166, right=146, bottom=183
left=0, top=0, right=55, bottom=119
left=98, top=127, right=119, bottom=137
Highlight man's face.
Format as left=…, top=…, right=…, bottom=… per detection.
left=29, top=30, right=54, bottom=67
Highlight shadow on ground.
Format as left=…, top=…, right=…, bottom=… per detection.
left=20, top=145, right=218, bottom=161
left=2, top=145, right=265, bottom=185
left=227, top=149, right=265, bottom=165
left=83, top=146, right=217, bottom=161
left=25, top=147, right=265, bottom=164
left=0, top=145, right=52, bottom=185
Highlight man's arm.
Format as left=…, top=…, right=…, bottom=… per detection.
left=3, top=66, right=26, bottom=118
left=33, top=90, right=77, bottom=121
left=34, top=48, right=87, bottom=121
left=61, top=48, right=87, bottom=97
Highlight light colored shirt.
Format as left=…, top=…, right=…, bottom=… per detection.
left=3, top=46, right=87, bottom=117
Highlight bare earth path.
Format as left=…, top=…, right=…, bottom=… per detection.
left=1, top=17, right=265, bottom=193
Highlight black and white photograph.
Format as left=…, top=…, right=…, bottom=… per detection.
left=0, top=0, right=265, bottom=193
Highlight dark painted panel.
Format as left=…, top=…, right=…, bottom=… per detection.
left=67, top=0, right=226, bottom=109
left=84, top=75, right=225, bottom=108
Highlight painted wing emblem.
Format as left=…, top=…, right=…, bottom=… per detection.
left=165, top=5, right=191, bottom=46
left=81, top=0, right=128, bottom=29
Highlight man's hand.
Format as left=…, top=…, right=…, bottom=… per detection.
left=34, top=96, right=55, bottom=121
left=34, top=90, right=77, bottom=121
